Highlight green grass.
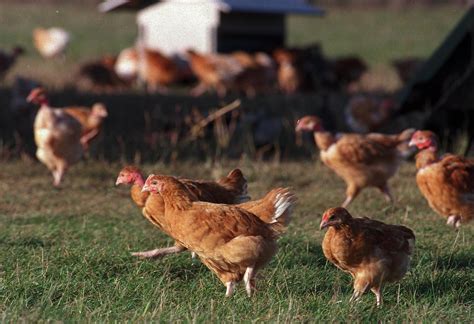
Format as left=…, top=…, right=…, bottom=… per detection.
left=1, top=160, right=473, bottom=321
left=288, top=6, right=465, bottom=65
left=0, top=3, right=466, bottom=87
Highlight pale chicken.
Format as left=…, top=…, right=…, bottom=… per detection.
left=27, top=88, right=83, bottom=186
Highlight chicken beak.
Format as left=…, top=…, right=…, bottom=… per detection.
left=320, top=220, right=329, bottom=230
left=141, top=184, right=150, bottom=193
left=408, top=139, right=416, bottom=147
left=115, top=178, right=122, bottom=186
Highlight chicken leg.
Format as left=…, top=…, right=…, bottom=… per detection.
left=131, top=245, right=186, bottom=259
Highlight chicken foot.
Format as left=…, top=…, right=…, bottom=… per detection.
left=225, top=281, right=236, bottom=297
left=131, top=245, right=186, bottom=259
left=446, top=215, right=462, bottom=229
left=342, top=185, right=360, bottom=208
left=349, top=281, right=370, bottom=304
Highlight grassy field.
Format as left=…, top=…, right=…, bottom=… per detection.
left=0, top=3, right=465, bottom=87
left=1, top=160, right=473, bottom=321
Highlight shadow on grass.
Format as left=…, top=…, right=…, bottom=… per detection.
left=434, top=252, right=473, bottom=270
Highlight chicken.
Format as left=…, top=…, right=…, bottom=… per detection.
left=115, top=166, right=250, bottom=258
left=330, top=56, right=368, bottom=89
left=296, top=115, right=414, bottom=207
left=63, top=104, right=108, bottom=150
left=141, top=174, right=295, bottom=297
left=77, top=55, right=128, bottom=91
left=345, top=94, right=396, bottom=133
left=0, top=46, right=24, bottom=80
left=33, top=27, right=70, bottom=58
left=409, top=130, right=474, bottom=228
left=320, top=207, right=415, bottom=306
left=273, top=48, right=304, bottom=94
left=392, top=57, right=423, bottom=84
left=136, top=46, right=186, bottom=92
left=27, top=88, right=83, bottom=186
left=114, top=47, right=139, bottom=82
left=232, top=52, right=276, bottom=97
left=186, top=49, right=243, bottom=97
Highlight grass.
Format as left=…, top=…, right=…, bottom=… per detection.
left=0, top=3, right=466, bottom=87
left=1, top=160, right=473, bottom=321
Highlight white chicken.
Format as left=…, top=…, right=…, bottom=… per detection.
left=33, top=27, right=70, bottom=59
left=27, top=88, right=83, bottom=186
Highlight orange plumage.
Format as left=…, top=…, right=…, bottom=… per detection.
left=296, top=115, right=414, bottom=207
left=115, top=166, right=250, bottom=258
left=63, top=103, right=108, bottom=150
left=409, top=130, right=474, bottom=228
left=141, top=174, right=295, bottom=297
left=320, top=207, right=415, bottom=306
left=186, top=49, right=244, bottom=97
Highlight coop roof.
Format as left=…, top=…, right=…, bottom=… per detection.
left=99, top=0, right=324, bottom=15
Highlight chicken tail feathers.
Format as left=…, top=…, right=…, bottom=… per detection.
left=397, top=128, right=416, bottom=143
left=395, top=128, right=416, bottom=158
left=218, top=168, right=250, bottom=203
left=267, top=188, right=297, bottom=236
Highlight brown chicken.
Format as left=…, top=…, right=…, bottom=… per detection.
left=27, top=88, right=83, bottom=186
left=186, top=49, right=243, bottom=97
left=233, top=52, right=276, bottom=97
left=296, top=115, right=414, bottom=207
left=115, top=166, right=250, bottom=258
left=63, top=104, right=108, bottom=150
left=320, top=207, right=415, bottom=306
left=141, top=174, right=295, bottom=297
left=77, top=55, right=128, bottom=91
left=0, top=46, right=24, bottom=80
left=273, top=48, right=304, bottom=95
left=345, top=94, right=396, bottom=133
left=137, top=47, right=186, bottom=92
left=409, top=130, right=474, bottom=228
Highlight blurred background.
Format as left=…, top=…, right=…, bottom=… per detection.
left=0, top=0, right=472, bottom=163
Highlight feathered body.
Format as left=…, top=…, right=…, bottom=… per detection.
left=0, top=46, right=24, bottom=79
left=321, top=207, right=415, bottom=306
left=33, top=27, right=70, bottom=58
left=116, top=167, right=251, bottom=258
left=296, top=115, right=414, bottom=206
left=410, top=130, right=474, bottom=228
left=28, top=88, right=83, bottom=186
left=63, top=104, right=108, bottom=150
left=142, top=174, right=295, bottom=296
left=187, top=49, right=243, bottom=97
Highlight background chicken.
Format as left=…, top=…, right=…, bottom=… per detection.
left=27, top=87, right=83, bottom=186
left=409, top=130, right=474, bottom=228
left=296, top=115, right=414, bottom=207
left=232, top=52, right=276, bottom=97
left=136, top=46, right=190, bottom=93
left=345, top=94, right=396, bottom=133
left=33, top=27, right=70, bottom=59
left=0, top=46, right=24, bottom=80
left=77, top=55, right=127, bottom=91
left=320, top=207, right=415, bottom=306
left=115, top=166, right=250, bottom=258
left=63, top=103, right=108, bottom=151
left=114, top=47, right=139, bottom=83
left=141, top=174, right=295, bottom=297
left=273, top=48, right=305, bottom=94
left=186, top=49, right=243, bottom=97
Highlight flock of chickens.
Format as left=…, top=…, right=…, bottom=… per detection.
left=25, top=83, right=473, bottom=305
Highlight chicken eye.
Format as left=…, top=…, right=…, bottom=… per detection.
left=152, top=181, right=157, bottom=185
